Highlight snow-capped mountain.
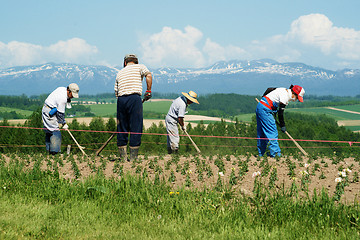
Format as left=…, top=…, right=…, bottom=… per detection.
left=0, top=63, right=119, bottom=96
left=0, top=60, right=359, bottom=96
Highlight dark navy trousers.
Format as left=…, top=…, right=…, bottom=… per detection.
left=116, top=94, right=143, bottom=147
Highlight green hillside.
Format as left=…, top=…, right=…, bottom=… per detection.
left=287, top=106, right=360, bottom=121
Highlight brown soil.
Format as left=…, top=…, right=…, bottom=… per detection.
left=3, top=153, right=359, bottom=204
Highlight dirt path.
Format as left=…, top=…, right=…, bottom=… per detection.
left=337, top=120, right=360, bottom=126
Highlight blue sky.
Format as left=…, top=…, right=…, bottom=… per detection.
left=1, top=0, right=359, bottom=70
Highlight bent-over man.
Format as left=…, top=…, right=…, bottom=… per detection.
left=42, top=83, right=79, bottom=155
left=256, top=84, right=305, bottom=157
left=165, top=91, right=199, bottom=154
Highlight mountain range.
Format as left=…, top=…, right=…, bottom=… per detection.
left=0, top=59, right=359, bottom=96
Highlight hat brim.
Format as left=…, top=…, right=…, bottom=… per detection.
left=72, top=92, right=79, bottom=98
left=182, top=92, right=199, bottom=104
left=297, top=95, right=303, bottom=102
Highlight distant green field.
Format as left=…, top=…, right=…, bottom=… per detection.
left=233, top=113, right=255, bottom=122
left=330, top=104, right=360, bottom=112
left=89, top=104, right=116, bottom=117
left=287, top=107, right=360, bottom=120
left=143, top=101, right=172, bottom=114
left=87, top=103, right=360, bottom=125
left=0, top=107, right=33, bottom=117
left=87, top=101, right=172, bottom=117
left=345, top=126, right=360, bottom=131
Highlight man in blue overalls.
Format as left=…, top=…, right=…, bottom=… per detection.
left=256, top=85, right=305, bottom=157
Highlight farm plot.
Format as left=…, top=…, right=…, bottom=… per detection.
left=2, top=153, right=359, bottom=203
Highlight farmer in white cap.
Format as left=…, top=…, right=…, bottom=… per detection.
left=165, top=91, right=199, bottom=154
left=114, top=54, right=153, bottom=161
left=256, top=84, right=305, bottom=157
left=42, top=83, right=79, bottom=155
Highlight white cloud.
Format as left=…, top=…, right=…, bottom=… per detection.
left=139, top=16, right=360, bottom=70
left=203, top=39, right=248, bottom=63
left=286, top=13, right=360, bottom=60
left=47, top=38, right=98, bottom=63
left=0, top=41, right=43, bottom=67
left=141, top=26, right=205, bottom=68
left=140, top=26, right=247, bottom=68
left=244, top=13, right=360, bottom=69
left=0, top=38, right=98, bottom=68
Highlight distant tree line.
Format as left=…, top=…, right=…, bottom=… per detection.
left=1, top=93, right=360, bottom=120
left=190, top=93, right=258, bottom=117
left=0, top=94, right=42, bottom=110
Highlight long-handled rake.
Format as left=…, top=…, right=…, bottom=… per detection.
left=96, top=133, right=116, bottom=156
left=65, top=129, right=88, bottom=156
left=184, top=129, right=201, bottom=154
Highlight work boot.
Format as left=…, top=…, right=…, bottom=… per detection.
left=167, top=147, right=172, bottom=154
left=118, top=145, right=128, bottom=161
left=129, top=146, right=140, bottom=161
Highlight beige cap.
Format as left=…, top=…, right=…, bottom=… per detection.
left=182, top=91, right=199, bottom=104
left=68, top=83, right=79, bottom=98
left=124, top=54, right=138, bottom=60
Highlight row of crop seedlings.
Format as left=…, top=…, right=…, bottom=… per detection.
left=1, top=152, right=360, bottom=202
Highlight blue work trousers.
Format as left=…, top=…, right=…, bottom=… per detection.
left=44, top=130, right=61, bottom=154
left=256, top=100, right=281, bottom=157
left=116, top=94, right=143, bottom=147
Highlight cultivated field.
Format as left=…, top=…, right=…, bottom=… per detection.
left=2, top=141, right=360, bottom=238
left=2, top=152, right=359, bottom=204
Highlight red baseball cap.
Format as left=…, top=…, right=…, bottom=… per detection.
left=292, top=85, right=305, bottom=102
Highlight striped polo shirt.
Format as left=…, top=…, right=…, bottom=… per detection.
left=114, top=64, right=151, bottom=97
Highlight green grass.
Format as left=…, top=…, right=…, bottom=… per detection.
left=1, top=156, right=360, bottom=239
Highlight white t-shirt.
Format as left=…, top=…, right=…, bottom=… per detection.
left=167, top=96, right=187, bottom=119
left=44, top=87, right=68, bottom=113
left=266, top=88, right=295, bottom=106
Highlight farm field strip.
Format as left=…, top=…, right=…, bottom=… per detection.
left=88, top=101, right=173, bottom=116
left=0, top=106, right=33, bottom=117
left=326, top=106, right=360, bottom=115
left=1, top=153, right=359, bottom=204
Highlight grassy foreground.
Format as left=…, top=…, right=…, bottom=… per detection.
left=1, top=158, right=360, bottom=239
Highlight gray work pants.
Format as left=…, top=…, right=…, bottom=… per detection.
left=165, top=115, right=180, bottom=150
